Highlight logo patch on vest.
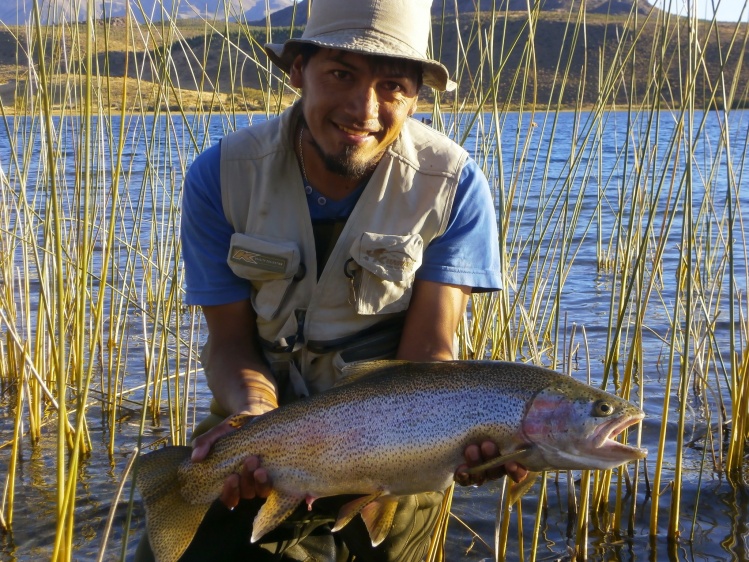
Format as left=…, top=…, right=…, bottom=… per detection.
left=230, top=246, right=288, bottom=273
left=364, top=248, right=417, bottom=272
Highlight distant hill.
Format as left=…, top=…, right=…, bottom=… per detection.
left=0, top=0, right=654, bottom=28
left=2, top=1, right=747, bottom=113
left=249, top=0, right=654, bottom=27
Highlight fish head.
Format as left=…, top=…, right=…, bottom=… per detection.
left=519, top=380, right=647, bottom=471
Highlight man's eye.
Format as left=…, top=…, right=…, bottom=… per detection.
left=332, top=70, right=350, bottom=80
left=381, top=81, right=403, bottom=93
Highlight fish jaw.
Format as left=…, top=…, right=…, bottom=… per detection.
left=590, top=409, right=648, bottom=463
left=520, top=384, right=647, bottom=471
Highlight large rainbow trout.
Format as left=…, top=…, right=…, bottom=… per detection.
left=136, top=360, right=646, bottom=562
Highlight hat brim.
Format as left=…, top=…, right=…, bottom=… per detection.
left=265, top=36, right=456, bottom=92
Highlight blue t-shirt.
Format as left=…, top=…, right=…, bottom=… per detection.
left=181, top=141, right=502, bottom=306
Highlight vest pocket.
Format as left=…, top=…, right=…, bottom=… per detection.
left=348, top=232, right=423, bottom=315
left=226, top=233, right=304, bottom=320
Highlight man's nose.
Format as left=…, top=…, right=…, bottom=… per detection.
left=350, top=84, right=379, bottom=122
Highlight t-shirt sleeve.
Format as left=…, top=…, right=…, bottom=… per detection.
left=180, top=142, right=252, bottom=306
left=416, top=158, right=503, bottom=292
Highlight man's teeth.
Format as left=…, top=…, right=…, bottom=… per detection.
left=340, top=126, right=369, bottom=136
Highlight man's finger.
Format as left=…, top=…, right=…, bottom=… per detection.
left=220, top=473, right=240, bottom=509
left=253, top=468, right=272, bottom=499
left=480, top=441, right=499, bottom=458
left=192, top=413, right=254, bottom=462
left=233, top=456, right=274, bottom=500
left=464, top=444, right=481, bottom=465
left=480, top=441, right=505, bottom=480
left=504, top=461, right=529, bottom=484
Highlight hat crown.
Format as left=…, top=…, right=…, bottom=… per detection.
left=302, top=0, right=432, bottom=59
left=264, top=0, right=456, bottom=91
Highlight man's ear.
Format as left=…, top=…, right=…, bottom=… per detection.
left=289, top=54, right=304, bottom=88
left=408, top=96, right=419, bottom=117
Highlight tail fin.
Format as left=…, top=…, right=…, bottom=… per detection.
left=136, top=446, right=212, bottom=562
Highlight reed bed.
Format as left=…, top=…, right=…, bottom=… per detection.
left=0, top=0, right=748, bottom=560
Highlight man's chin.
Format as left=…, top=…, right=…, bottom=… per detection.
left=308, top=132, right=382, bottom=179
left=322, top=149, right=380, bottom=180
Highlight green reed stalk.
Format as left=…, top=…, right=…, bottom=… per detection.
left=727, top=349, right=749, bottom=469
left=5, top=344, right=25, bottom=529
left=53, top=2, right=99, bottom=558
left=669, top=166, right=693, bottom=540
left=724, top=22, right=749, bottom=473
left=104, top=6, right=131, bottom=457
left=27, top=1, right=73, bottom=559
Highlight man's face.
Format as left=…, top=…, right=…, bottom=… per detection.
left=290, top=48, right=420, bottom=180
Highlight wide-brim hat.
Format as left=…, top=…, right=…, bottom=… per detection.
left=264, top=0, right=456, bottom=92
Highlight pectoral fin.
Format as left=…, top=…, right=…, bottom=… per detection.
left=360, top=496, right=400, bottom=546
left=332, top=492, right=383, bottom=532
left=464, top=448, right=530, bottom=475
left=251, top=489, right=304, bottom=543
left=507, top=471, right=541, bottom=505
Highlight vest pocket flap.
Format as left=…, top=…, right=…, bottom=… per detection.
left=227, top=233, right=301, bottom=281
left=227, top=234, right=302, bottom=321
left=347, top=233, right=423, bottom=315
left=349, top=232, right=423, bottom=283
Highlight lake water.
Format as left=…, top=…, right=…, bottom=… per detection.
left=0, top=109, right=748, bottom=561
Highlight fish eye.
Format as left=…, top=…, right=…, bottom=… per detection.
left=593, top=400, right=615, bottom=417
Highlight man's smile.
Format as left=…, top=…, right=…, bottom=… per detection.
left=337, top=123, right=379, bottom=139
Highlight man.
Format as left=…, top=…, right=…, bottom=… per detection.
left=137, top=0, right=524, bottom=560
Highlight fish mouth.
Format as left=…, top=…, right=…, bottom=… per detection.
left=592, top=413, right=648, bottom=460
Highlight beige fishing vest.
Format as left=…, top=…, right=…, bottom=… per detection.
left=218, top=105, right=468, bottom=397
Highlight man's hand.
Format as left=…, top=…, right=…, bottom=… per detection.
left=220, top=456, right=272, bottom=508
left=454, top=441, right=528, bottom=486
left=191, top=413, right=273, bottom=509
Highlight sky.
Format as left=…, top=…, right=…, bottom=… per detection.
left=654, top=0, right=748, bottom=22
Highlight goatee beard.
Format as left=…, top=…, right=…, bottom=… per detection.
left=309, top=136, right=379, bottom=181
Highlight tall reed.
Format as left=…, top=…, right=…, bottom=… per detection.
left=0, top=0, right=747, bottom=560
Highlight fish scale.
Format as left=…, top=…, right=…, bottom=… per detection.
left=136, top=360, right=647, bottom=562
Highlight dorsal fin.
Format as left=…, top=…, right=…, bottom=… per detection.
left=334, top=360, right=410, bottom=387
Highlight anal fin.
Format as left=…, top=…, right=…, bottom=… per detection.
left=331, top=492, right=383, bottom=532
left=251, top=489, right=304, bottom=543
left=360, top=496, right=399, bottom=547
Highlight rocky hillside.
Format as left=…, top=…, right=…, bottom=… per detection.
left=249, top=0, right=654, bottom=26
